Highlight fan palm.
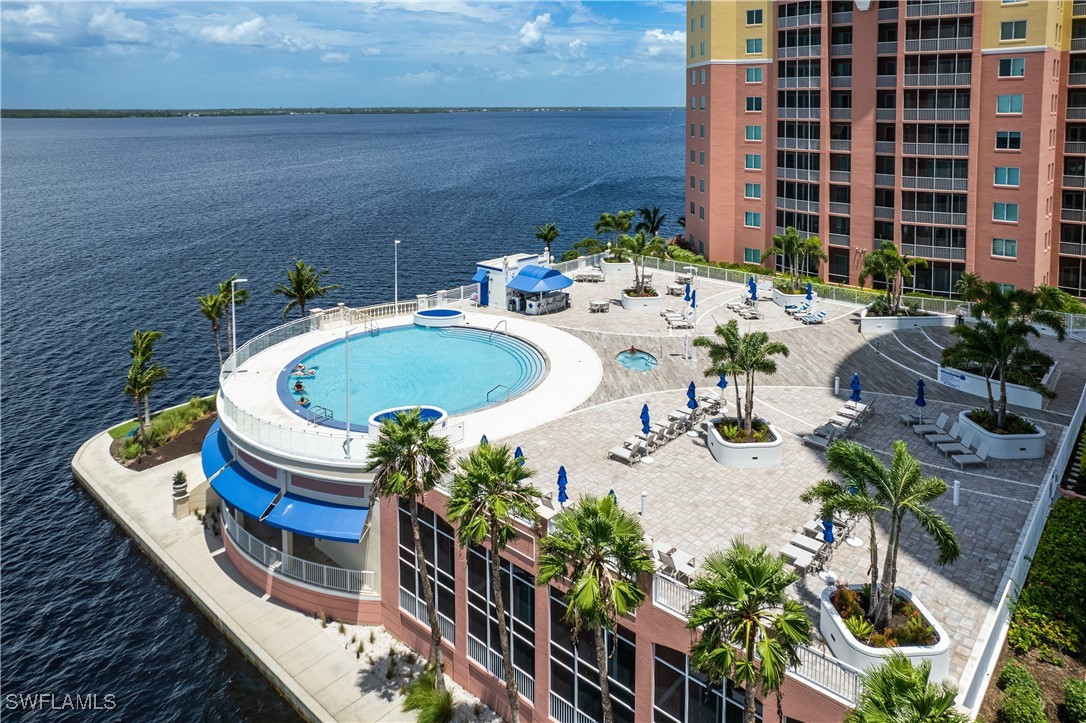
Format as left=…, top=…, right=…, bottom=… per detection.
left=534, top=223, right=560, bottom=255
left=635, top=206, right=667, bottom=238
left=198, top=292, right=226, bottom=370
left=693, top=320, right=745, bottom=424
left=273, top=259, right=341, bottom=318
left=859, top=241, right=927, bottom=316
left=366, top=409, right=453, bottom=692
left=686, top=538, right=813, bottom=723
left=537, top=494, right=654, bottom=723
left=801, top=440, right=960, bottom=630
left=447, top=443, right=541, bottom=723
left=845, top=653, right=967, bottom=722
left=619, top=230, right=667, bottom=295
left=218, top=274, right=250, bottom=356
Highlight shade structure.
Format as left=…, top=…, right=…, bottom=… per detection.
left=717, top=374, right=728, bottom=400
left=471, top=268, right=488, bottom=283
left=850, top=373, right=862, bottom=403
left=690, top=289, right=697, bottom=309
left=686, top=382, right=699, bottom=410
left=806, top=282, right=814, bottom=301
left=822, top=519, right=835, bottom=544
left=514, top=446, right=525, bottom=465
left=203, top=422, right=280, bottom=521
left=683, top=283, right=691, bottom=302
left=506, top=265, right=573, bottom=294
left=556, top=466, right=569, bottom=504
left=915, top=379, right=927, bottom=423
left=201, top=420, right=232, bottom=478
left=264, top=493, right=368, bottom=543
left=640, top=404, right=651, bottom=435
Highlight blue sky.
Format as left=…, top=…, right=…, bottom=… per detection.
left=1, top=2, right=687, bottom=108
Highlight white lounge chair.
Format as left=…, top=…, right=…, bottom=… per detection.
left=913, top=413, right=950, bottom=437
left=790, top=533, right=824, bottom=554
left=608, top=440, right=642, bottom=465
left=937, top=428, right=977, bottom=457
left=925, top=421, right=960, bottom=446
left=779, top=544, right=814, bottom=572
left=953, top=439, right=992, bottom=469
left=899, top=410, right=924, bottom=426
left=801, top=310, right=828, bottom=325
left=786, top=302, right=811, bottom=316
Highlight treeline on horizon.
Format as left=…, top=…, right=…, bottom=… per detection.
left=1, top=106, right=679, bottom=119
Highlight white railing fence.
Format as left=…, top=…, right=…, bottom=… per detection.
left=417, top=283, right=479, bottom=310
left=224, top=511, right=376, bottom=594
left=467, top=635, right=536, bottom=703
left=549, top=692, right=597, bottom=723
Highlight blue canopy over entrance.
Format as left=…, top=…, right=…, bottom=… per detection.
left=263, top=494, right=368, bottom=543
left=472, top=268, right=490, bottom=306
left=203, top=423, right=280, bottom=520
left=506, top=265, right=573, bottom=294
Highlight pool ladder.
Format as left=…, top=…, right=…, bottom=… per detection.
left=489, top=319, right=508, bottom=340
left=363, top=318, right=380, bottom=336
left=486, top=384, right=508, bottom=402
left=307, top=405, right=333, bottom=425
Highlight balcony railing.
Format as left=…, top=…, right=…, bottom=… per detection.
left=876, top=74, right=897, bottom=87
left=1064, top=175, right=1086, bottom=188
left=902, top=142, right=970, bottom=156
left=875, top=141, right=896, bottom=154
left=903, top=108, right=970, bottom=121
left=1068, top=107, right=1086, bottom=120
left=1072, top=37, right=1086, bottom=53
left=777, top=167, right=821, bottom=181
left=778, top=44, right=821, bottom=59
left=904, top=72, right=971, bottom=87
left=830, top=139, right=851, bottom=151
left=904, top=37, right=973, bottom=52
left=879, top=6, right=899, bottom=20
left=778, top=12, right=822, bottom=28
left=1076, top=2, right=1086, bottom=17
left=828, top=233, right=851, bottom=247
left=876, top=108, right=898, bottom=120
left=776, top=197, right=821, bottom=213
left=830, top=76, right=852, bottom=88
left=1070, top=73, right=1086, bottom=86
left=1061, top=209, right=1086, bottom=223
left=829, top=202, right=851, bottom=215
left=900, top=209, right=968, bottom=225
left=875, top=173, right=896, bottom=186
left=906, top=1, right=974, bottom=18
left=877, top=41, right=898, bottom=55
left=775, top=226, right=819, bottom=240
left=875, top=205, right=896, bottom=219
left=830, top=108, right=853, bottom=119
left=779, top=76, right=821, bottom=89
left=830, top=44, right=853, bottom=57
left=901, top=243, right=967, bottom=260
left=830, top=170, right=852, bottom=183
left=778, top=107, right=822, bottom=119
left=902, top=175, right=968, bottom=190
left=467, top=636, right=536, bottom=703
left=1065, top=141, right=1086, bottom=155
left=778, top=137, right=821, bottom=150
left=1060, top=241, right=1086, bottom=255
left=831, top=11, right=853, bottom=24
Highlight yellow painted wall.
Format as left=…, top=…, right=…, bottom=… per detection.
left=981, top=0, right=1069, bottom=50
left=687, top=0, right=771, bottom=64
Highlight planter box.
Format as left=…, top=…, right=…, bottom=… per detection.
left=600, top=259, right=633, bottom=278
left=936, top=366, right=1048, bottom=410
left=957, top=410, right=1046, bottom=460
left=620, top=291, right=663, bottom=311
left=705, top=417, right=783, bottom=468
left=859, top=311, right=955, bottom=332
left=773, top=289, right=809, bottom=309
left=820, top=585, right=950, bottom=683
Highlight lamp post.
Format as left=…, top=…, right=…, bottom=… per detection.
left=394, top=239, right=401, bottom=307
left=343, top=325, right=360, bottom=458
left=230, top=277, right=248, bottom=357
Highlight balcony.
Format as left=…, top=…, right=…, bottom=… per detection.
left=875, top=205, right=896, bottom=219
left=1068, top=107, right=1086, bottom=120
left=777, top=167, right=821, bottom=181
left=904, top=37, right=973, bottom=53
left=1060, top=241, right=1086, bottom=255
left=778, top=44, right=821, bottom=59
left=1070, top=73, right=1086, bottom=86
left=831, top=11, right=853, bottom=24
left=829, top=233, right=851, bottom=247
left=778, top=12, right=822, bottom=28
left=775, top=226, right=819, bottom=240
left=830, top=170, right=852, bottom=183
left=902, top=142, right=970, bottom=156
left=904, top=72, right=972, bottom=87
left=901, top=243, right=966, bottom=260
left=879, top=6, right=899, bottom=20
left=1065, top=141, right=1086, bottom=155
left=778, top=107, right=822, bottom=119
left=1061, top=208, right=1086, bottom=223
left=829, top=202, right=851, bottom=215
left=877, top=108, right=898, bottom=120
left=830, top=139, right=852, bottom=151
left=779, top=76, right=821, bottom=89
left=877, top=42, right=898, bottom=56
left=876, top=141, right=896, bottom=154
left=902, top=175, right=968, bottom=191
left=900, top=209, right=968, bottom=225
left=906, top=1, right=974, bottom=18
left=875, top=173, right=896, bottom=186
left=830, top=76, right=852, bottom=88
left=1064, top=175, right=1086, bottom=188
left=1072, top=37, right=1086, bottom=53
left=777, top=137, right=821, bottom=150
left=777, top=197, right=821, bottom=213
left=830, top=44, right=853, bottom=57
left=831, top=108, right=853, bottom=119
left=1075, top=2, right=1086, bottom=17
left=877, top=74, right=897, bottom=87
left=903, top=108, right=969, bottom=121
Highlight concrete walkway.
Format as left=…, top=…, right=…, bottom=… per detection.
left=72, top=433, right=413, bottom=723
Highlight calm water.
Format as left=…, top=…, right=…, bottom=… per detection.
left=0, top=111, right=683, bottom=719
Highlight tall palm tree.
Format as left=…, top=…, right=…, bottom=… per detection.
left=796, top=235, right=828, bottom=283
left=694, top=320, right=745, bottom=423
left=273, top=259, right=341, bottom=319
left=198, top=292, right=226, bottom=370
left=635, top=206, right=667, bottom=238
left=968, top=281, right=1068, bottom=337
left=447, top=443, right=541, bottom=723
left=686, top=538, right=813, bottom=723
left=859, top=240, right=927, bottom=315
left=218, top=273, right=250, bottom=356
left=733, top=330, right=789, bottom=436
left=619, top=230, right=667, bottom=295
left=801, top=440, right=960, bottom=630
left=845, top=653, right=967, bottom=722
left=595, top=210, right=635, bottom=256
left=534, top=223, right=560, bottom=255
left=537, top=494, right=654, bottom=723
left=766, top=226, right=811, bottom=291
left=366, top=409, right=453, bottom=692
left=125, top=329, right=167, bottom=429
left=954, top=271, right=984, bottom=303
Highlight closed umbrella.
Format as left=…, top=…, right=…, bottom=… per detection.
left=717, top=373, right=728, bottom=401
left=557, top=466, right=568, bottom=505
left=915, top=379, right=927, bottom=424
left=690, top=289, right=697, bottom=309
left=480, top=434, right=489, bottom=446
left=687, top=382, right=699, bottom=410
left=750, top=284, right=758, bottom=302
left=640, top=403, right=651, bottom=435
left=683, top=283, right=691, bottom=302
left=806, top=281, right=813, bottom=302
left=514, top=446, right=525, bottom=466
left=849, top=373, right=862, bottom=403
left=822, top=518, right=835, bottom=544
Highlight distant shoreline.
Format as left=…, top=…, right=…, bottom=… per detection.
left=1, top=106, right=680, bottom=120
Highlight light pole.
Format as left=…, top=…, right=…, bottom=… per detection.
left=230, top=277, right=248, bottom=357
left=394, top=239, right=401, bottom=307
left=343, top=325, right=360, bottom=458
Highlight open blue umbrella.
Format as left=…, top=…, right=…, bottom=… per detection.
left=690, top=289, right=697, bottom=309
left=850, top=373, right=862, bottom=403
left=822, top=518, right=835, bottom=544
left=915, top=379, right=927, bottom=423
left=806, top=281, right=813, bottom=302
left=480, top=434, right=489, bottom=446
left=683, top=283, right=691, bottom=302
left=640, top=403, right=651, bottom=435
left=514, top=446, right=525, bottom=466
left=557, top=466, right=568, bottom=505
left=687, top=382, right=699, bottom=410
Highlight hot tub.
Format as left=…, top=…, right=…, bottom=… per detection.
left=413, top=308, right=465, bottom=327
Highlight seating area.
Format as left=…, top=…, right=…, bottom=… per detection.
left=608, top=397, right=724, bottom=466
left=572, top=267, right=604, bottom=283
left=661, top=308, right=694, bottom=329
left=802, top=399, right=873, bottom=450
left=799, top=310, right=828, bottom=325
left=648, top=537, right=698, bottom=581
left=588, top=299, right=610, bottom=313
left=778, top=516, right=850, bottom=574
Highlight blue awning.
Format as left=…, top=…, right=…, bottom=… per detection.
left=506, top=265, right=573, bottom=294
left=472, top=268, right=488, bottom=283
left=201, top=420, right=232, bottom=479
left=203, top=423, right=281, bottom=520
left=263, top=493, right=368, bottom=543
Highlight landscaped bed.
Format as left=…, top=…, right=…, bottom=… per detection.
left=109, top=397, right=217, bottom=470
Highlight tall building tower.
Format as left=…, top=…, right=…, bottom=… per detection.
left=686, top=0, right=1080, bottom=298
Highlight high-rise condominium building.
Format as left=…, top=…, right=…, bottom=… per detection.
left=685, top=0, right=1086, bottom=298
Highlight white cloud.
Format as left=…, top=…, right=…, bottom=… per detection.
left=362, top=47, right=382, bottom=56
left=494, top=67, right=530, bottom=82
left=88, top=8, right=149, bottom=43
left=2, top=4, right=56, bottom=27
left=639, top=1, right=687, bottom=14
left=194, top=16, right=267, bottom=46
left=567, top=38, right=587, bottom=58
left=551, top=60, right=606, bottom=77
left=390, top=2, right=508, bottom=23
left=517, top=13, right=550, bottom=53
left=165, top=50, right=182, bottom=62
left=400, top=68, right=456, bottom=85
left=640, top=28, right=684, bottom=57
left=321, top=51, right=350, bottom=64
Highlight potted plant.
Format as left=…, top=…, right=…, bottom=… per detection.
left=596, top=211, right=635, bottom=278
left=618, top=231, right=667, bottom=311
left=858, top=240, right=927, bottom=317
left=765, top=226, right=826, bottom=294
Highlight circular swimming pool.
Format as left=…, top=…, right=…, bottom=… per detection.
left=281, top=326, right=545, bottom=429
left=616, top=350, right=658, bottom=372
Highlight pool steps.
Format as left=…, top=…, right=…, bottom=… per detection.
left=439, top=327, right=543, bottom=403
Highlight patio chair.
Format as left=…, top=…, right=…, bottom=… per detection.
left=937, top=428, right=977, bottom=457
left=635, top=429, right=663, bottom=452
left=739, top=309, right=764, bottom=320
left=952, top=439, right=992, bottom=469
left=790, top=533, right=825, bottom=554
left=801, top=311, right=828, bottom=325
left=912, top=413, right=950, bottom=437
left=785, top=302, right=811, bottom=317
left=608, top=439, right=643, bottom=465
left=668, top=318, right=694, bottom=330
left=925, top=421, right=961, bottom=446
left=779, top=544, right=814, bottom=573
left=899, top=410, right=924, bottom=426
left=659, top=549, right=697, bottom=581
left=803, top=431, right=835, bottom=450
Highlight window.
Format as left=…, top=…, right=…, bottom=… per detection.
left=744, top=248, right=762, bottom=264
left=993, top=237, right=1018, bottom=258
left=690, top=18, right=696, bottom=33
left=700, top=68, right=706, bottom=84
left=744, top=211, right=761, bottom=228
left=744, top=182, right=762, bottom=199
left=689, top=201, right=695, bottom=214
left=468, top=549, right=536, bottom=701
left=690, top=70, right=696, bottom=86
left=996, top=131, right=1022, bottom=150
left=745, top=67, right=763, bottom=83
left=690, top=97, right=696, bottom=110
left=745, top=125, right=762, bottom=141
left=700, top=96, right=706, bottom=110
left=689, top=149, right=695, bottom=163
left=699, top=41, right=705, bottom=56
left=699, top=205, right=705, bottom=220
left=997, top=94, right=1024, bottom=114
left=746, top=38, right=763, bottom=54
left=746, top=8, right=763, bottom=25
left=994, top=202, right=1020, bottom=222
left=653, top=644, right=755, bottom=723
left=745, top=154, right=762, bottom=170
left=690, top=45, right=695, bottom=59
left=746, top=96, right=763, bottom=112
left=398, top=500, right=456, bottom=640
left=689, top=123, right=695, bottom=137
left=1002, top=0, right=1027, bottom=3
left=700, top=13, right=705, bottom=29
left=690, top=175, right=696, bottom=189
left=699, top=178, right=705, bottom=192
left=999, top=58, right=1025, bottom=77
left=699, top=124, right=705, bottom=138
left=995, top=166, right=1021, bottom=186
left=699, top=151, right=705, bottom=165
left=1000, top=20, right=1027, bottom=41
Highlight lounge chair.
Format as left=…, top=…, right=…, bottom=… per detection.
left=636, top=429, right=664, bottom=452
left=800, top=310, right=828, bottom=325
left=779, top=544, right=814, bottom=572
left=912, top=413, right=950, bottom=437
left=668, top=317, right=694, bottom=329
left=738, top=309, right=764, bottom=320
left=609, top=440, right=643, bottom=464
left=899, top=411, right=924, bottom=426
left=790, top=533, right=824, bottom=554
left=937, top=428, right=977, bottom=457
left=925, top=421, right=961, bottom=446
left=952, top=439, right=992, bottom=469
left=803, top=431, right=835, bottom=450
left=785, top=302, right=811, bottom=317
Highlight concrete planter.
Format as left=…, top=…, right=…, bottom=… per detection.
left=773, top=289, right=810, bottom=309
left=859, top=311, right=955, bottom=333
left=936, top=365, right=1050, bottom=411
left=705, top=417, right=783, bottom=468
left=600, top=259, right=633, bottom=278
left=957, top=410, right=1046, bottom=460
left=820, top=585, right=950, bottom=683
left=620, top=290, right=663, bottom=311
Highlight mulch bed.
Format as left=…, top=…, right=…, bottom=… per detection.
left=111, top=414, right=217, bottom=471
left=977, top=644, right=1086, bottom=722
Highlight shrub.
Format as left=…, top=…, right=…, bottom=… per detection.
left=867, top=631, right=897, bottom=649
left=402, top=667, right=454, bottom=723
left=997, top=660, right=1039, bottom=694
left=1065, top=678, right=1086, bottom=723
left=1008, top=603, right=1079, bottom=657
left=895, top=614, right=936, bottom=647
left=843, top=615, right=873, bottom=641
left=1015, top=499, right=1086, bottom=651
left=999, top=684, right=1046, bottom=723
left=832, top=585, right=863, bottom=620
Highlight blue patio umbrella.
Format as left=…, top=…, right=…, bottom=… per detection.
left=849, top=373, right=862, bottom=403
left=480, top=434, right=489, bottom=446
left=608, top=488, right=617, bottom=502
left=806, top=281, right=814, bottom=302
left=514, top=446, right=525, bottom=465
left=557, top=466, right=569, bottom=505
left=690, top=289, right=698, bottom=309
left=687, top=382, right=699, bottom=410
left=750, top=284, right=758, bottom=302
left=822, top=518, right=835, bottom=544
left=915, top=379, right=927, bottom=423
left=640, top=403, right=651, bottom=435
left=683, top=283, right=691, bottom=302
left=717, top=373, right=728, bottom=400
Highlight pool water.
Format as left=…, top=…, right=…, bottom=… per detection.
left=284, top=326, right=544, bottom=427
left=616, top=350, right=658, bottom=372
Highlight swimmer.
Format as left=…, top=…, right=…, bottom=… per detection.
left=297, top=397, right=310, bottom=406
left=293, top=381, right=305, bottom=393
left=293, top=363, right=306, bottom=372
left=629, top=346, right=638, bottom=355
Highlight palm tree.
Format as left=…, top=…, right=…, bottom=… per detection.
left=537, top=494, right=654, bottom=723
left=801, top=440, right=960, bottom=630
left=218, top=274, right=250, bottom=356
left=765, top=226, right=810, bottom=291
left=693, top=320, right=745, bottom=424
left=595, top=210, right=635, bottom=257
left=859, top=241, right=927, bottom=316
left=940, top=323, right=999, bottom=416
left=635, top=206, right=667, bottom=238
left=734, top=330, right=789, bottom=436
left=125, top=329, right=168, bottom=429
left=447, top=443, right=541, bottom=723
left=619, top=230, right=667, bottom=295
left=686, top=538, right=813, bottom=723
left=796, top=235, right=828, bottom=284
left=198, top=292, right=226, bottom=370
left=273, top=259, right=341, bottom=318
left=954, top=272, right=984, bottom=303
left=534, top=223, right=560, bottom=256
left=845, top=653, right=967, bottom=722
left=366, top=409, right=453, bottom=692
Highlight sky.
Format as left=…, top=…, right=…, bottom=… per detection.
left=1, top=1, right=687, bottom=108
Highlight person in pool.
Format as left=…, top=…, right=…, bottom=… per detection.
left=297, top=396, right=310, bottom=406
left=629, top=345, right=638, bottom=355
left=293, top=363, right=306, bottom=372
left=293, top=381, right=305, bottom=393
